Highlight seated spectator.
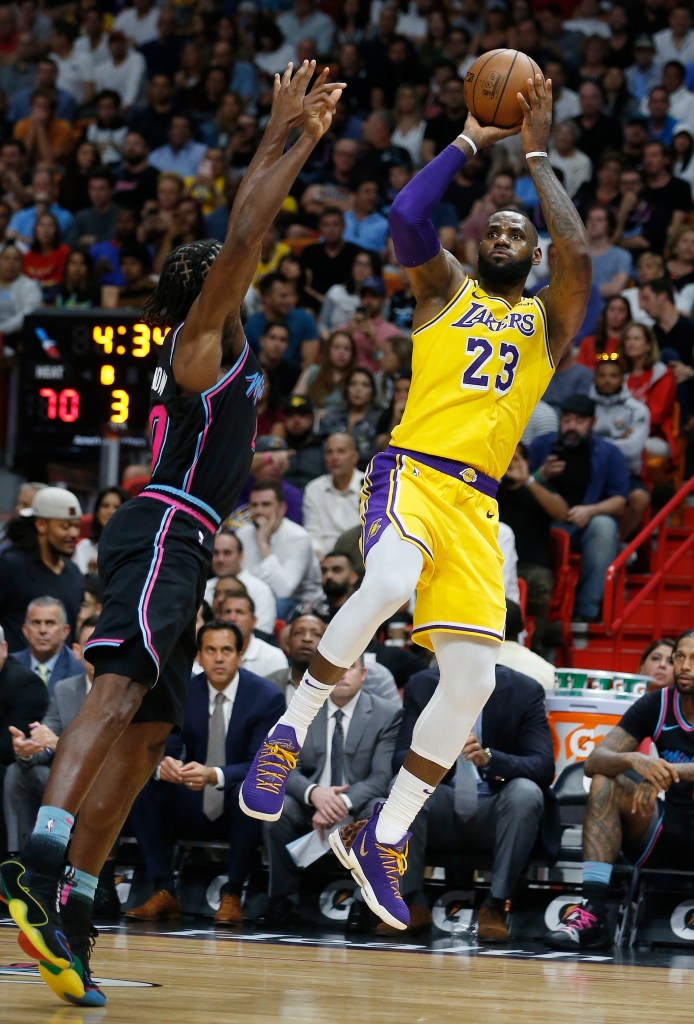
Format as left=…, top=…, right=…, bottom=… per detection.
left=7, top=55, right=76, bottom=125
left=613, top=166, right=671, bottom=259
left=572, top=81, right=623, bottom=166
left=301, top=207, right=363, bottom=314
left=320, top=551, right=360, bottom=620
left=125, top=621, right=285, bottom=925
left=0, top=623, right=49, bottom=855
left=388, top=664, right=557, bottom=939
left=73, top=8, right=110, bottom=72
left=230, top=436, right=303, bottom=528
left=529, top=395, right=629, bottom=622
left=303, top=434, right=363, bottom=558
left=460, top=170, right=522, bottom=270
left=625, top=34, right=661, bottom=105
left=262, top=656, right=401, bottom=929
left=376, top=373, right=411, bottom=450
left=203, top=529, right=276, bottom=636
left=620, top=321, right=678, bottom=460
left=342, top=277, right=401, bottom=374
left=3, top=616, right=96, bottom=854
left=638, top=276, right=694, bottom=418
left=320, top=368, right=380, bottom=471
left=93, top=29, right=147, bottom=114
left=77, top=576, right=103, bottom=634
left=318, top=252, right=381, bottom=336
left=183, top=147, right=227, bottom=217
left=67, top=170, right=118, bottom=249
left=48, top=18, right=93, bottom=107
left=671, top=123, right=694, bottom=196
left=257, top=321, right=300, bottom=403
left=244, top=272, right=320, bottom=370
left=545, top=629, right=694, bottom=951
left=91, top=206, right=139, bottom=289
left=294, top=327, right=358, bottom=415
left=642, top=139, right=691, bottom=236
left=114, top=131, right=159, bottom=213
left=86, top=90, right=128, bottom=170
left=342, top=179, right=389, bottom=256
left=218, top=593, right=288, bottom=679
left=110, top=243, right=157, bottom=310
left=11, top=596, right=83, bottom=692
left=421, top=74, right=468, bottom=162
left=541, top=344, right=594, bottom=413
left=0, top=243, right=42, bottom=354
left=0, top=488, right=84, bottom=650
left=22, top=212, right=70, bottom=302
left=591, top=355, right=651, bottom=539
left=54, top=249, right=101, bottom=309
left=281, top=396, right=326, bottom=489
left=153, top=195, right=205, bottom=275
left=267, top=610, right=330, bottom=703
left=391, top=84, right=426, bottom=168
left=12, top=87, right=74, bottom=166
left=666, top=224, right=694, bottom=292
left=584, top=206, right=634, bottom=300
left=498, top=443, right=568, bottom=654
left=236, top=482, right=322, bottom=619
left=129, top=73, right=180, bottom=153
left=7, top=168, right=73, bottom=246
left=150, top=114, right=207, bottom=179
left=548, top=120, right=593, bottom=199
left=73, top=486, right=128, bottom=575
left=276, top=0, right=336, bottom=58
left=638, top=636, right=675, bottom=692
left=58, top=142, right=102, bottom=215
left=199, top=92, right=243, bottom=149
left=496, top=600, right=556, bottom=693
left=375, top=334, right=412, bottom=410
left=620, top=250, right=669, bottom=327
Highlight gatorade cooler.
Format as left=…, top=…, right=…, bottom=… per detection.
left=547, top=695, right=637, bottom=775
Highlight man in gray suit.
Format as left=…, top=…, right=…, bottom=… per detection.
left=264, top=656, right=401, bottom=927
left=3, top=617, right=96, bottom=853
left=10, top=596, right=83, bottom=694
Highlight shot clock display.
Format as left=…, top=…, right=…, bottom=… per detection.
left=16, top=310, right=170, bottom=460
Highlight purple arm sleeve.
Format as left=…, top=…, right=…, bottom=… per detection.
left=388, top=144, right=468, bottom=268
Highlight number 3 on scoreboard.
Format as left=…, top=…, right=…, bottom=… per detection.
left=460, top=337, right=520, bottom=395
left=110, top=389, right=130, bottom=424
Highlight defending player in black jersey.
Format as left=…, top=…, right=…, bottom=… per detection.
left=0, top=62, right=344, bottom=1006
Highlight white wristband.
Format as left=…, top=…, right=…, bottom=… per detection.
left=458, top=133, right=478, bottom=155
left=525, top=151, right=548, bottom=159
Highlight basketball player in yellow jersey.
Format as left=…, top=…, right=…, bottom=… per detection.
left=240, top=75, right=591, bottom=930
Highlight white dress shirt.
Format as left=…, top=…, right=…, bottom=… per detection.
left=241, top=634, right=288, bottom=679
left=236, top=517, right=323, bottom=603
left=498, top=522, right=520, bottom=605
left=204, top=570, right=277, bottom=634
left=654, top=27, right=694, bottom=66
left=302, top=470, right=364, bottom=557
left=206, top=673, right=239, bottom=789
left=93, top=50, right=147, bottom=110
left=113, top=6, right=161, bottom=46
left=304, top=692, right=362, bottom=806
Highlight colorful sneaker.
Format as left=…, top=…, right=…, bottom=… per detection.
left=0, top=858, right=73, bottom=969
left=18, top=899, right=107, bottom=1007
left=544, top=899, right=610, bottom=950
left=329, top=806, right=410, bottom=931
left=239, top=725, right=300, bottom=821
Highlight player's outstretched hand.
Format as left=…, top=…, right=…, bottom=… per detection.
left=272, top=59, right=317, bottom=129
left=517, top=73, right=552, bottom=154
left=303, top=68, right=346, bottom=140
left=459, top=111, right=521, bottom=153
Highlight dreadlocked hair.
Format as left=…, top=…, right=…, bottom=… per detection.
left=142, top=239, right=222, bottom=327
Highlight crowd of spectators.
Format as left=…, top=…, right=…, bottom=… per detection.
left=1, top=0, right=694, bottom=944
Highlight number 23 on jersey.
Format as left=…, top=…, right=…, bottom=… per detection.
left=460, top=336, right=520, bottom=395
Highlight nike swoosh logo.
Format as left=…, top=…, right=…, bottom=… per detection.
left=360, top=832, right=369, bottom=857
left=486, top=511, right=494, bottom=519
left=659, top=724, right=679, bottom=731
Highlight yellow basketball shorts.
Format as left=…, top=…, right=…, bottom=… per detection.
left=361, top=446, right=506, bottom=651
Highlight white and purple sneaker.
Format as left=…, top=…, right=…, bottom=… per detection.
left=239, top=725, right=300, bottom=821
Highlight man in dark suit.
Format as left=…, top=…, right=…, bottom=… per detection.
left=264, top=657, right=401, bottom=926
left=11, top=596, right=83, bottom=693
left=389, top=665, right=558, bottom=940
left=125, top=621, right=285, bottom=925
left=0, top=624, right=49, bottom=855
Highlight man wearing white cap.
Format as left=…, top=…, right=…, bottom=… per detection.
left=0, top=488, right=84, bottom=651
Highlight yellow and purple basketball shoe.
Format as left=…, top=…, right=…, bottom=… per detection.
left=239, top=725, right=300, bottom=821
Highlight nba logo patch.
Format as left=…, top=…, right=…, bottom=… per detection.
left=368, top=518, right=383, bottom=540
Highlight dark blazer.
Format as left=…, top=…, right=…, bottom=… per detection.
left=165, top=669, right=285, bottom=790
left=287, top=690, right=402, bottom=813
left=0, top=657, right=49, bottom=765
left=18, top=673, right=88, bottom=768
left=11, top=646, right=84, bottom=696
left=395, top=666, right=560, bottom=862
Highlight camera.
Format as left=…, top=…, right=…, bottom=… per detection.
left=550, top=442, right=567, bottom=460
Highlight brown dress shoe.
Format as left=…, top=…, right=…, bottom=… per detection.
left=476, top=905, right=509, bottom=943
left=215, top=893, right=243, bottom=926
left=125, top=889, right=180, bottom=921
left=375, top=904, right=432, bottom=936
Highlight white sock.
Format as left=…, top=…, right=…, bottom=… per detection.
left=276, top=671, right=333, bottom=745
left=375, top=768, right=435, bottom=845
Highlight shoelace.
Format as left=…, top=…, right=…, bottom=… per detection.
left=255, top=742, right=298, bottom=793
left=71, top=925, right=99, bottom=984
left=562, top=904, right=597, bottom=931
left=375, top=841, right=408, bottom=899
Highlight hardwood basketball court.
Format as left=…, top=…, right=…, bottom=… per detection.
left=1, top=918, right=691, bottom=1023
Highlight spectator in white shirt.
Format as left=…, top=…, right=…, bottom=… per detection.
left=277, top=0, right=336, bottom=57
left=113, top=0, right=160, bottom=47
left=203, top=529, right=277, bottom=636
left=74, top=8, right=110, bottom=74
left=654, top=4, right=694, bottom=67
left=302, top=433, right=364, bottom=557
left=218, top=593, right=289, bottom=680
left=236, top=482, right=322, bottom=618
left=548, top=120, right=593, bottom=198
left=49, top=18, right=94, bottom=106
left=93, top=30, right=147, bottom=113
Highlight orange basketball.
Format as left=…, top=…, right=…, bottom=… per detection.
left=464, top=49, right=542, bottom=129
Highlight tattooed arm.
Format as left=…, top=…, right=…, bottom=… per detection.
left=584, top=725, right=680, bottom=791
left=517, top=76, right=591, bottom=364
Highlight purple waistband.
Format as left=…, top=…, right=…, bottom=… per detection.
left=391, top=447, right=499, bottom=498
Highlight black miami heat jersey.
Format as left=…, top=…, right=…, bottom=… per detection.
left=147, top=324, right=261, bottom=525
left=620, top=687, right=694, bottom=814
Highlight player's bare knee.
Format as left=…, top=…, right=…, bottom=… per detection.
left=92, top=676, right=147, bottom=729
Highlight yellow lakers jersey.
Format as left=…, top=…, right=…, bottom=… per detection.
left=390, top=276, right=554, bottom=479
